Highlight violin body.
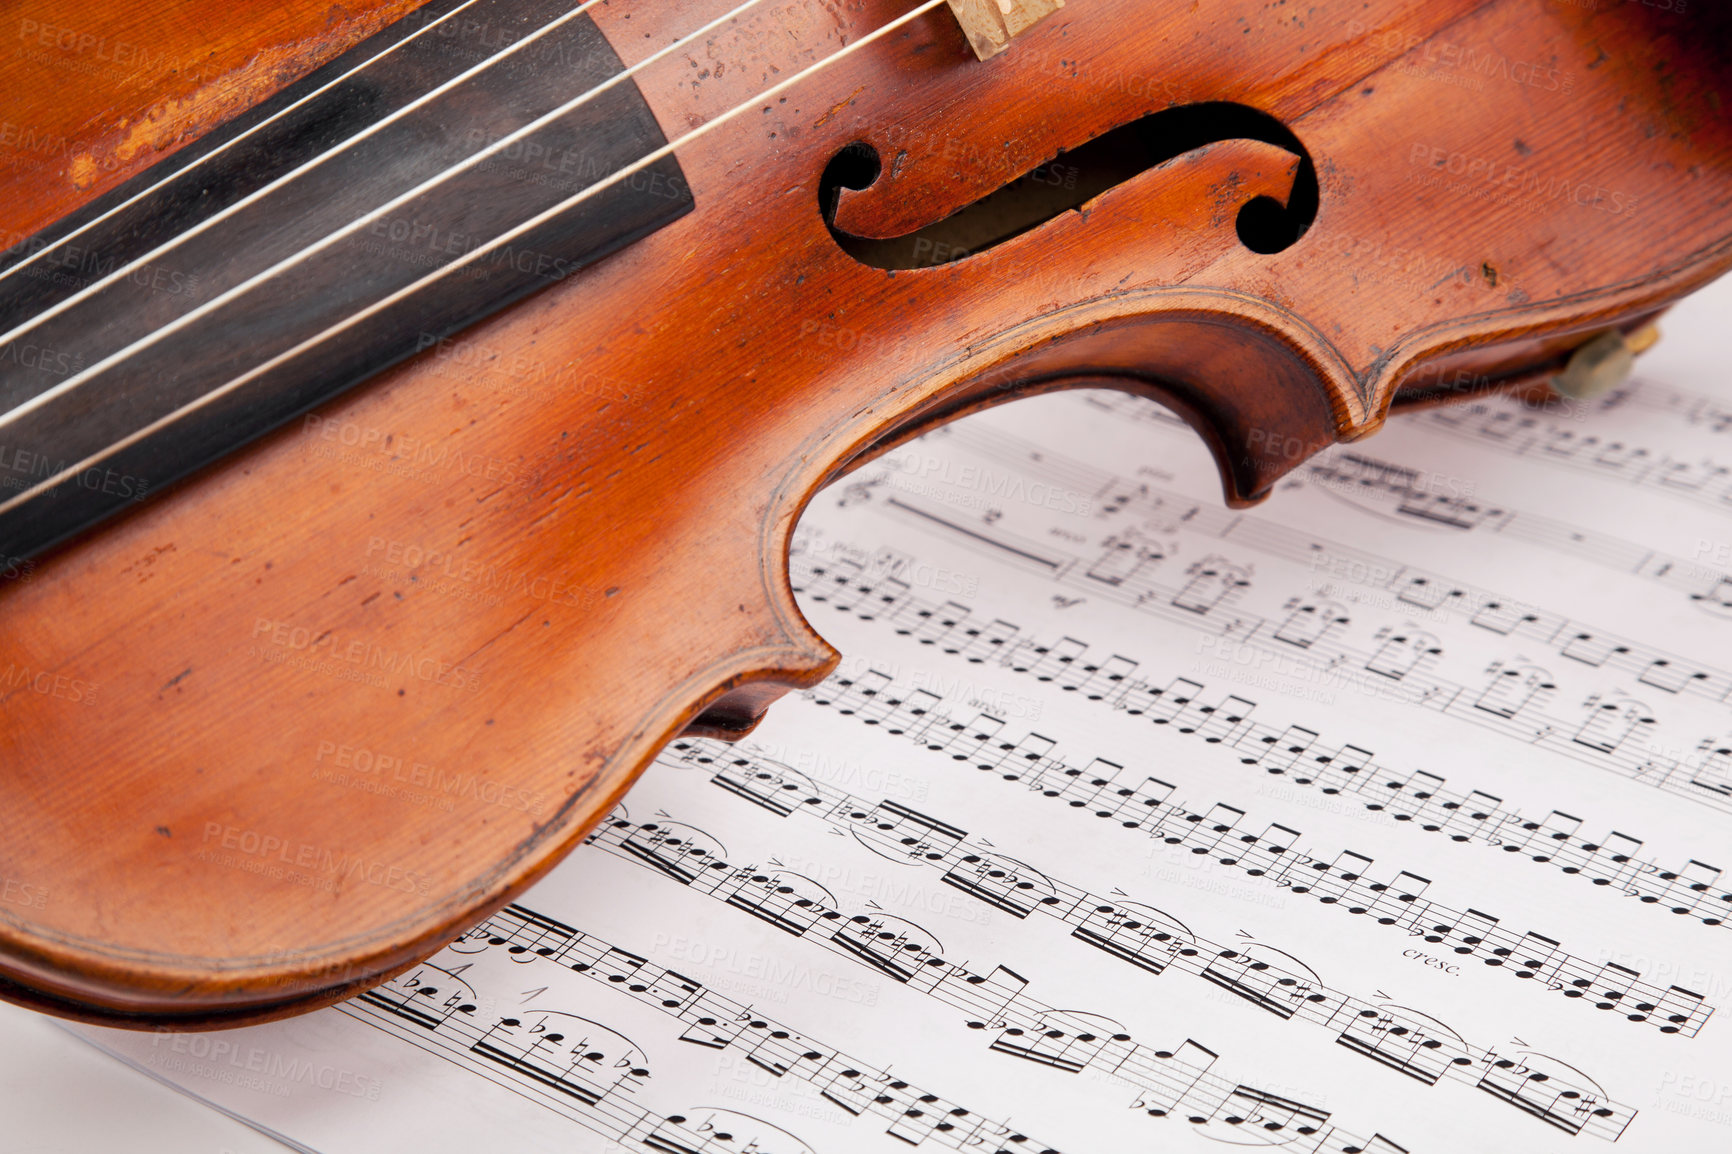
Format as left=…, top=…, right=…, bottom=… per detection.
left=0, top=0, right=1728, bottom=1027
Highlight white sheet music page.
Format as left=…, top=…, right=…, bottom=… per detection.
left=75, top=278, right=1732, bottom=1154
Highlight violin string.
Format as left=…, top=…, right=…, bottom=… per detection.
left=0, top=0, right=775, bottom=431
left=0, top=0, right=490, bottom=290
left=0, top=0, right=949, bottom=519
left=0, top=0, right=779, bottom=439
left=0, top=0, right=765, bottom=350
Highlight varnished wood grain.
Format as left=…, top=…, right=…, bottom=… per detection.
left=0, top=0, right=1728, bottom=1026
left=0, top=2, right=694, bottom=559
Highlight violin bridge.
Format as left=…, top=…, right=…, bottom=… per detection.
left=945, top=0, right=1064, bottom=60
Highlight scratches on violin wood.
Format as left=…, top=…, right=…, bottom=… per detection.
left=0, top=1, right=426, bottom=218
left=0, top=0, right=1728, bottom=1025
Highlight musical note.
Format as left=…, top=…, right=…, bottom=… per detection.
left=718, top=869, right=831, bottom=937
left=1021, top=636, right=1087, bottom=682
left=1470, top=599, right=1542, bottom=635
left=1199, top=947, right=1324, bottom=1021
left=1255, top=725, right=1321, bottom=774
left=357, top=962, right=480, bottom=1031
left=830, top=914, right=946, bottom=984
left=469, top=1011, right=646, bottom=1105
left=1504, top=932, right=1566, bottom=987
left=1364, top=630, right=1442, bottom=681
left=1170, top=555, right=1252, bottom=615
left=1127, top=1038, right=1220, bottom=1117
left=512, top=910, right=1068, bottom=1153
left=644, top=1112, right=816, bottom=1154
left=1560, top=631, right=1630, bottom=667
left=1084, top=528, right=1168, bottom=586
left=1274, top=598, right=1351, bottom=649
left=1069, top=902, right=1195, bottom=974
left=592, top=801, right=1634, bottom=1136
left=1312, top=851, right=1377, bottom=909
left=740, top=684, right=1719, bottom=1034
left=1335, top=1004, right=1457, bottom=1086
left=988, top=1009, right=1125, bottom=1073
left=1474, top=1051, right=1628, bottom=1139
left=1472, top=662, right=1556, bottom=719
left=1637, top=657, right=1712, bottom=695
left=618, top=821, right=728, bottom=884
left=1571, top=696, right=1655, bottom=755
left=850, top=799, right=968, bottom=861
left=101, top=374, right=1732, bottom=1154
left=1395, top=573, right=1466, bottom=613
left=796, top=425, right=1732, bottom=798
left=940, top=853, right=1057, bottom=918
left=1074, top=653, right=1139, bottom=699
left=1421, top=905, right=1500, bottom=951
left=1369, top=769, right=1447, bottom=821
left=1419, top=390, right=1732, bottom=525
left=1689, top=574, right=1732, bottom=615
left=707, top=757, right=822, bottom=817
left=337, top=895, right=1075, bottom=1154
left=1218, top=1084, right=1332, bottom=1135
left=1186, top=691, right=1255, bottom=740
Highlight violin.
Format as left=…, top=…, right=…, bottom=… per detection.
left=0, top=0, right=1727, bottom=1028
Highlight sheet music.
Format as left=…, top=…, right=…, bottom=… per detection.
left=73, top=278, right=1732, bottom=1154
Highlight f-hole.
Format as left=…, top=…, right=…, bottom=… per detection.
left=819, top=102, right=1318, bottom=268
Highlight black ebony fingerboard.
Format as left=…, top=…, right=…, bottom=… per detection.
left=0, top=0, right=692, bottom=560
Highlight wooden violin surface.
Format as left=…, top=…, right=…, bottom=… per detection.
left=0, top=0, right=1727, bottom=1026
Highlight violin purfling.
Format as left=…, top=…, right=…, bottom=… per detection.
left=0, top=0, right=1727, bottom=1026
